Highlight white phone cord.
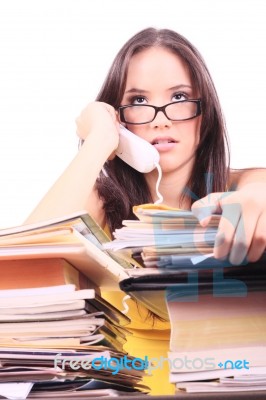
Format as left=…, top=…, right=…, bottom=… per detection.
left=154, top=162, right=163, bottom=204
left=80, top=139, right=163, bottom=203
left=121, top=294, right=131, bottom=314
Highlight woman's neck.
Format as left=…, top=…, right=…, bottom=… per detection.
left=145, top=167, right=192, bottom=210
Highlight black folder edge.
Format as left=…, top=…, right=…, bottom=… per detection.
left=119, top=259, right=266, bottom=292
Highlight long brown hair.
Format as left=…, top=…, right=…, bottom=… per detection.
left=95, top=28, right=230, bottom=234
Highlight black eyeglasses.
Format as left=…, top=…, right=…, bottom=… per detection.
left=118, top=99, right=201, bottom=125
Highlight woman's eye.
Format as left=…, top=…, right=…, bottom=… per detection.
left=132, top=96, right=146, bottom=105
left=172, top=93, right=187, bottom=102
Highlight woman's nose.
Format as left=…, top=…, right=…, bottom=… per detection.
left=150, top=109, right=172, bottom=128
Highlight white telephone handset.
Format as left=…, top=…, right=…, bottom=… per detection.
left=116, top=125, right=160, bottom=173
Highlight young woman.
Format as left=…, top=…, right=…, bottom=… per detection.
left=26, top=28, right=266, bottom=394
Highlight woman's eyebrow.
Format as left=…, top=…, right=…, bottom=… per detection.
left=124, top=88, right=148, bottom=94
left=125, top=84, right=193, bottom=95
left=168, top=84, right=193, bottom=91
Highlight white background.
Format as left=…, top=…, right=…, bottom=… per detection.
left=0, top=0, right=265, bottom=227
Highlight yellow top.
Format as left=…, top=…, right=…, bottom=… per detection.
left=102, top=221, right=175, bottom=395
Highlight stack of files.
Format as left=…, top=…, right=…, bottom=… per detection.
left=0, top=210, right=139, bottom=290
left=0, top=284, right=149, bottom=399
left=104, top=204, right=219, bottom=255
left=166, top=289, right=266, bottom=394
left=151, top=206, right=266, bottom=397
left=102, top=204, right=266, bottom=292
left=103, top=203, right=225, bottom=272
left=0, top=210, right=170, bottom=319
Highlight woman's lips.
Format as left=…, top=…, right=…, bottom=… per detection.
left=151, top=137, right=178, bottom=152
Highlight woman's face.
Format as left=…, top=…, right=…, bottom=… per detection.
left=120, top=46, right=201, bottom=176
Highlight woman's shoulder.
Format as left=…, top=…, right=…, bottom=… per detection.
left=228, top=168, right=244, bottom=189
left=228, top=167, right=266, bottom=190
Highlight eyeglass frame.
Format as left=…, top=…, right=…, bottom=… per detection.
left=118, top=99, right=202, bottom=125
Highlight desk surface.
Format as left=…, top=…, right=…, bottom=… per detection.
left=103, top=394, right=266, bottom=400
left=33, top=392, right=266, bottom=400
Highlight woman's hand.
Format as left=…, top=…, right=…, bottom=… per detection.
left=76, top=101, right=120, bottom=158
left=191, top=182, right=266, bottom=265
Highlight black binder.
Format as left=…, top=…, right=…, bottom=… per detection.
left=119, top=257, right=266, bottom=292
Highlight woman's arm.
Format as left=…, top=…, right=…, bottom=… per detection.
left=25, top=102, right=119, bottom=225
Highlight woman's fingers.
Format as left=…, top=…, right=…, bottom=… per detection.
left=192, top=189, right=266, bottom=265
left=213, top=202, right=242, bottom=263
left=191, top=193, right=223, bottom=226
left=247, top=210, right=266, bottom=262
